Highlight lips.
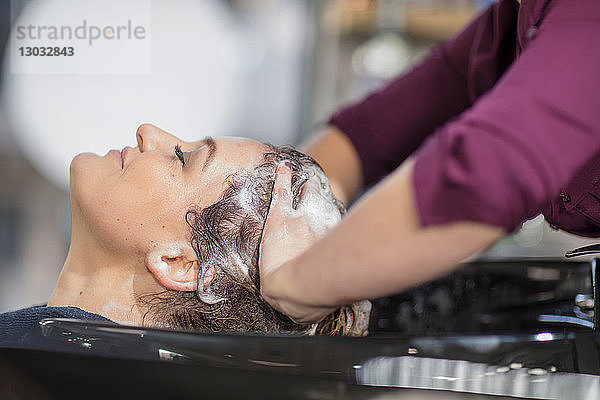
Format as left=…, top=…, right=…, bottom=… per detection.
left=108, top=150, right=122, bottom=168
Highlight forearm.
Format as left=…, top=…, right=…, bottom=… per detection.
left=302, top=125, right=363, bottom=205
left=265, top=160, right=505, bottom=310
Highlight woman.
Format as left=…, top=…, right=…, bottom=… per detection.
left=258, top=0, right=600, bottom=322
left=0, top=124, right=370, bottom=345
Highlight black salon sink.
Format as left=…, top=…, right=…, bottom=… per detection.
left=1, top=259, right=599, bottom=400
left=370, top=259, right=594, bottom=335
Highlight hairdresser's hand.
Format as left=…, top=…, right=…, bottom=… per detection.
left=259, top=163, right=337, bottom=324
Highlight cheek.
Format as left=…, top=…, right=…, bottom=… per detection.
left=111, top=160, right=184, bottom=216
left=100, top=191, right=184, bottom=245
left=86, top=195, right=189, bottom=255
left=77, top=161, right=190, bottom=252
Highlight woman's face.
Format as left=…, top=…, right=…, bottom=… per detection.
left=70, top=124, right=268, bottom=258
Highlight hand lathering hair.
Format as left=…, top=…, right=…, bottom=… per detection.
left=139, top=145, right=370, bottom=336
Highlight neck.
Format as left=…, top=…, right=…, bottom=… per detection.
left=48, top=202, right=159, bottom=325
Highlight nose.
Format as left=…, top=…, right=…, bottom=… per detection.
left=136, top=123, right=179, bottom=153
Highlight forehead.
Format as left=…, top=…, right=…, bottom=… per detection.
left=211, top=136, right=268, bottom=170
left=213, top=136, right=267, bottom=155
left=185, top=136, right=268, bottom=203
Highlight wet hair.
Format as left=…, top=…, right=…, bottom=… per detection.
left=139, top=145, right=360, bottom=336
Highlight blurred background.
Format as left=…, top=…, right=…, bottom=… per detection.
left=0, top=0, right=596, bottom=313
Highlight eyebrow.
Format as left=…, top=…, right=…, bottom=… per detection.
left=199, top=136, right=216, bottom=171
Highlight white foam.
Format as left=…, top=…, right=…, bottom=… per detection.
left=237, top=184, right=254, bottom=213
left=198, top=292, right=227, bottom=304
left=294, top=169, right=341, bottom=237
left=197, top=260, right=229, bottom=304
left=101, top=299, right=131, bottom=315
left=230, top=252, right=250, bottom=278
left=146, top=243, right=185, bottom=276
left=100, top=300, right=136, bottom=325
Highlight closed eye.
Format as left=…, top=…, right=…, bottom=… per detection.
left=175, top=143, right=210, bottom=169
left=174, top=144, right=187, bottom=166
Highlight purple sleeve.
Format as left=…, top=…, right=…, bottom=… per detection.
left=329, top=0, right=517, bottom=186
left=413, top=0, right=600, bottom=232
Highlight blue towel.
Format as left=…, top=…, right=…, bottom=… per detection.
left=0, top=305, right=111, bottom=347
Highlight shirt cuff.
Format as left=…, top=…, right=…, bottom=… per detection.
left=412, top=133, right=522, bottom=233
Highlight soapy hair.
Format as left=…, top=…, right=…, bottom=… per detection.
left=139, top=146, right=359, bottom=335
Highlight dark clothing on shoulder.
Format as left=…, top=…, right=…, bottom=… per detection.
left=0, top=305, right=111, bottom=347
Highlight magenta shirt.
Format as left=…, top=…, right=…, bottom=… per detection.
left=329, top=0, right=600, bottom=236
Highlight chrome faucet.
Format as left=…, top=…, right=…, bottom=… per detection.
left=566, top=244, right=600, bottom=331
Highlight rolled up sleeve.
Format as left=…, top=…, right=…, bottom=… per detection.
left=329, top=14, right=478, bottom=186
left=329, top=0, right=518, bottom=187
left=413, top=1, right=600, bottom=232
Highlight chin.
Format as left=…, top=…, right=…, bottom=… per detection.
left=70, top=151, right=99, bottom=172
left=70, top=152, right=90, bottom=181
left=69, top=152, right=105, bottom=201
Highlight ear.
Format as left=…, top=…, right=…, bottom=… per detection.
left=145, top=243, right=199, bottom=291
